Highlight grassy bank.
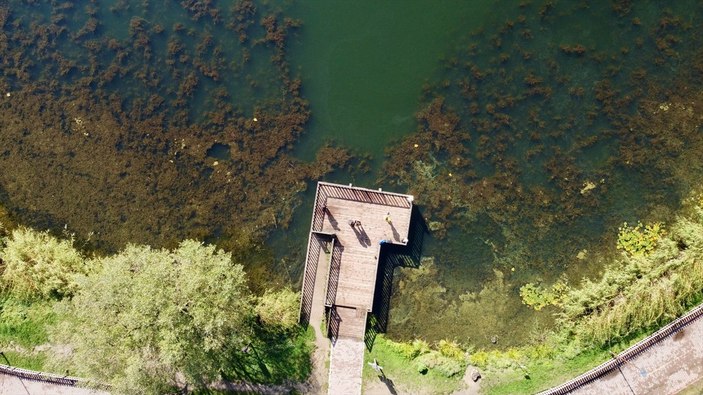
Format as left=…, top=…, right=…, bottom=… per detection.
left=472, top=192, right=703, bottom=393
left=0, top=297, right=54, bottom=371
left=362, top=335, right=465, bottom=394
left=360, top=191, right=703, bottom=394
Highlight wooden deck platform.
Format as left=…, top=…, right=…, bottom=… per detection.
left=299, top=182, right=414, bottom=395
left=321, top=197, right=411, bottom=313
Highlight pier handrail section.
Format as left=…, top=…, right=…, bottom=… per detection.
left=311, top=182, right=412, bottom=232
left=299, top=233, right=323, bottom=327
left=325, top=241, right=343, bottom=307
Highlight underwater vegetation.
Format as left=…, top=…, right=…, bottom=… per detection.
left=0, top=1, right=351, bottom=263
left=1, top=0, right=703, bottom=360
left=382, top=0, right=703, bottom=347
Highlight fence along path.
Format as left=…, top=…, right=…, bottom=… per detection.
left=0, top=362, right=107, bottom=394
left=541, top=303, right=703, bottom=394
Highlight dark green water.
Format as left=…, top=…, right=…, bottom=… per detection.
left=1, top=0, right=702, bottom=349
left=287, top=1, right=493, bottom=166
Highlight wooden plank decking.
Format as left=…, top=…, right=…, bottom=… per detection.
left=321, top=197, right=412, bottom=313
left=299, top=182, right=414, bottom=395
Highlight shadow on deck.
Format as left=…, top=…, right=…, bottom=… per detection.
left=366, top=206, right=428, bottom=351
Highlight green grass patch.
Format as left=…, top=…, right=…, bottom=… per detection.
left=480, top=327, right=659, bottom=395
left=1, top=350, right=48, bottom=371
left=480, top=348, right=609, bottom=395
left=363, top=335, right=464, bottom=394
left=0, top=296, right=55, bottom=348
left=0, top=295, right=56, bottom=371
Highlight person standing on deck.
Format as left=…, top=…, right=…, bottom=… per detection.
left=384, top=212, right=392, bottom=224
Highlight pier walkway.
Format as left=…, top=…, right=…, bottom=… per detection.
left=299, top=182, right=413, bottom=395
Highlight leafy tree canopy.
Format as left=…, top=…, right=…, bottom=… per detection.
left=52, top=240, right=254, bottom=394
left=255, top=287, right=300, bottom=331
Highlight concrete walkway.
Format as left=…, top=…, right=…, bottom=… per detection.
left=328, top=338, right=366, bottom=395
left=568, top=313, right=703, bottom=395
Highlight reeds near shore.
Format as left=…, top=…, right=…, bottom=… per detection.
left=560, top=209, right=703, bottom=347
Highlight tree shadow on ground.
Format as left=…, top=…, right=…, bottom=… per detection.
left=221, top=325, right=313, bottom=385
left=379, top=373, right=398, bottom=395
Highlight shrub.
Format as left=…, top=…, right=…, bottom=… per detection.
left=255, top=287, right=300, bottom=331
left=438, top=339, right=465, bottom=360
left=469, top=351, right=489, bottom=368
left=415, top=352, right=464, bottom=378
left=389, top=338, right=430, bottom=360
left=414, top=360, right=428, bottom=374
left=0, top=228, right=86, bottom=300
left=410, top=339, right=431, bottom=358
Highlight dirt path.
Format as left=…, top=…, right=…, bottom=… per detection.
left=454, top=366, right=481, bottom=395
left=361, top=364, right=482, bottom=395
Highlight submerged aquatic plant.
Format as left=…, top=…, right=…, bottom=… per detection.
left=519, top=278, right=569, bottom=311
left=616, top=221, right=665, bottom=257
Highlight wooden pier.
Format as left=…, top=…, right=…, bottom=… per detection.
left=299, top=182, right=414, bottom=395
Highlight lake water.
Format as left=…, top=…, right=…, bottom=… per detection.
left=285, top=0, right=703, bottom=347
left=0, top=0, right=702, bottom=349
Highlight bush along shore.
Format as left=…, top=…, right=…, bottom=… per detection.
left=478, top=192, right=703, bottom=394
left=0, top=219, right=310, bottom=394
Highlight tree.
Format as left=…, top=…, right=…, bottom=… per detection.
left=51, top=240, right=254, bottom=394
left=0, top=228, right=86, bottom=300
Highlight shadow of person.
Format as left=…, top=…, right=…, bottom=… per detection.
left=351, top=224, right=369, bottom=247
left=379, top=374, right=398, bottom=395
left=357, top=224, right=372, bottom=245
left=389, top=222, right=400, bottom=241
left=325, top=209, right=340, bottom=230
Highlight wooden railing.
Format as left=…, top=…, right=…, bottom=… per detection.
left=325, top=241, right=343, bottom=307
left=541, top=302, right=703, bottom=394
left=317, top=182, right=412, bottom=214
left=327, top=306, right=341, bottom=345
left=299, top=233, right=323, bottom=326
left=311, top=183, right=328, bottom=232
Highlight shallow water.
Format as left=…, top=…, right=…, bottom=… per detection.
left=1, top=0, right=702, bottom=350
left=376, top=0, right=703, bottom=347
